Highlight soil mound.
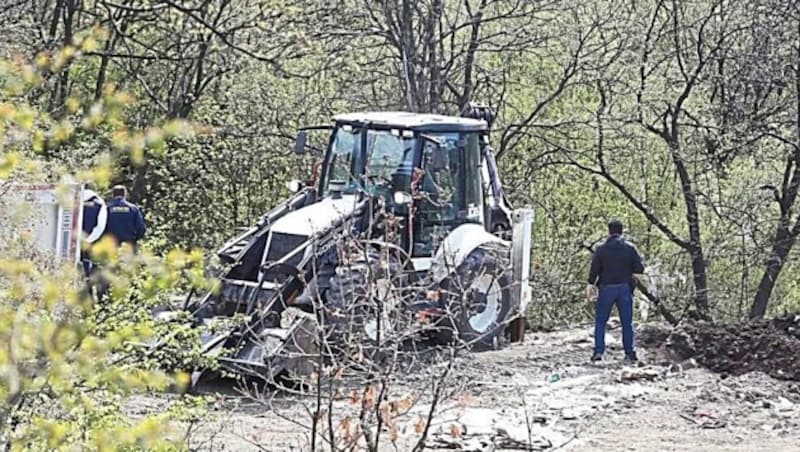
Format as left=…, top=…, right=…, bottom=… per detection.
left=639, top=315, right=800, bottom=381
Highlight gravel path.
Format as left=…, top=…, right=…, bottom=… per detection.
left=131, top=322, right=800, bottom=451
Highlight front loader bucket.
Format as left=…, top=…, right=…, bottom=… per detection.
left=217, top=311, right=319, bottom=382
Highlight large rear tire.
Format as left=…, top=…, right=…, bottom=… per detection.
left=436, top=244, right=516, bottom=350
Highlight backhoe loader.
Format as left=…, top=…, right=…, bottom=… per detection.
left=157, top=104, right=533, bottom=382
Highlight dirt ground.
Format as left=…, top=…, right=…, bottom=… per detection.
left=131, top=320, right=800, bottom=451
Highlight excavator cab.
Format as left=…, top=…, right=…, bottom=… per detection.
left=300, top=111, right=511, bottom=267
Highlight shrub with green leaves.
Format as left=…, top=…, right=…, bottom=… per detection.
left=1, top=30, right=212, bottom=450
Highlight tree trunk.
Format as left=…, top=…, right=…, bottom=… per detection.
left=426, top=0, right=443, bottom=112
left=750, top=34, right=800, bottom=319
left=669, top=138, right=711, bottom=319
left=93, top=42, right=112, bottom=101
left=689, top=245, right=710, bottom=318
left=51, top=0, right=76, bottom=116
left=750, top=225, right=796, bottom=319
left=94, top=17, right=125, bottom=101
left=130, top=161, right=150, bottom=209
left=399, top=0, right=418, bottom=111
left=459, top=0, right=485, bottom=111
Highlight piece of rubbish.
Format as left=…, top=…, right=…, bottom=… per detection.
left=679, top=408, right=727, bottom=429
left=618, top=367, right=660, bottom=382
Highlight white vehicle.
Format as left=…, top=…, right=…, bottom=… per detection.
left=166, top=105, right=534, bottom=382
left=0, top=183, right=101, bottom=264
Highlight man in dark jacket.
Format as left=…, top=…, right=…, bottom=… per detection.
left=587, top=219, right=645, bottom=363
left=105, top=185, right=146, bottom=250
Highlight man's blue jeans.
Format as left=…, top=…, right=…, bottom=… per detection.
left=594, top=283, right=635, bottom=356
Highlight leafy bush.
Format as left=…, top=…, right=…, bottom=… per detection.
left=1, top=32, right=211, bottom=450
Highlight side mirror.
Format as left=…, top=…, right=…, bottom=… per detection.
left=285, top=179, right=304, bottom=193
left=294, top=130, right=308, bottom=155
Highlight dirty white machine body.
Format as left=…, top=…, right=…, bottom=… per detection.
left=171, top=105, right=534, bottom=382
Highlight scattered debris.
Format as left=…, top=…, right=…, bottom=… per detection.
left=430, top=424, right=561, bottom=451
left=560, top=406, right=592, bottom=420
left=426, top=407, right=571, bottom=451
left=430, top=433, right=492, bottom=451
left=617, top=366, right=661, bottom=382
left=494, top=424, right=554, bottom=450
left=772, top=396, right=795, bottom=412
left=679, top=407, right=727, bottom=429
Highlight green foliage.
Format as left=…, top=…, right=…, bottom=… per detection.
left=1, top=35, right=210, bottom=450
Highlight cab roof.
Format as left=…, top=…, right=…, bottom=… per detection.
left=333, top=111, right=487, bottom=133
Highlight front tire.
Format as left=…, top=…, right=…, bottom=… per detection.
left=325, top=248, right=409, bottom=349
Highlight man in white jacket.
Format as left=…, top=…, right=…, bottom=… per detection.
left=80, top=188, right=107, bottom=276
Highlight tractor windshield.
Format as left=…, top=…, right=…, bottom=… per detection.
left=323, top=125, right=415, bottom=196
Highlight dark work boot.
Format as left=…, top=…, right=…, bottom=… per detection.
left=590, top=353, right=603, bottom=362
left=623, top=352, right=638, bottom=365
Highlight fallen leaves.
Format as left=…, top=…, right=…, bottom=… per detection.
left=414, top=416, right=426, bottom=434
left=389, top=396, right=414, bottom=414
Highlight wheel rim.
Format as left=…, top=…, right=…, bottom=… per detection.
left=364, top=277, right=400, bottom=342
left=467, top=274, right=502, bottom=334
